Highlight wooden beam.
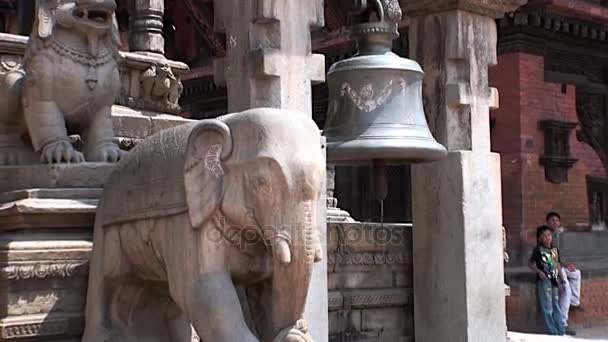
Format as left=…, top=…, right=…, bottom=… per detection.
left=324, top=0, right=346, bottom=31
left=183, top=0, right=226, bottom=57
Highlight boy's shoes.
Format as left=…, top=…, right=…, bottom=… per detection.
left=565, top=328, right=577, bottom=336
left=570, top=305, right=584, bottom=311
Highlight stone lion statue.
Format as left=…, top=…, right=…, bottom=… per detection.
left=0, top=0, right=123, bottom=165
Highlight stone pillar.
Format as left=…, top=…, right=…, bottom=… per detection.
left=128, top=0, right=165, bottom=55
left=213, top=1, right=328, bottom=340
left=402, top=1, right=526, bottom=341
left=213, top=0, right=326, bottom=115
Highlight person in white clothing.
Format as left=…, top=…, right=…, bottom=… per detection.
left=546, top=211, right=584, bottom=336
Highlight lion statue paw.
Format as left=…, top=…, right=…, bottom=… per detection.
left=40, top=140, right=85, bottom=164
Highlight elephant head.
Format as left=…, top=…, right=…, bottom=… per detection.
left=183, top=109, right=325, bottom=341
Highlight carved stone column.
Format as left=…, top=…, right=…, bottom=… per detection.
left=402, top=1, right=526, bottom=341
left=128, top=0, right=165, bottom=55
left=213, top=0, right=326, bottom=115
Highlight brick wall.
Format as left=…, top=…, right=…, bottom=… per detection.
left=490, top=52, right=606, bottom=265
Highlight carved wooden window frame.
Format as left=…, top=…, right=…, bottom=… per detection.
left=587, top=176, right=608, bottom=230
left=539, top=119, right=579, bottom=184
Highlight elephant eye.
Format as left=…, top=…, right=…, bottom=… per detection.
left=256, top=177, right=269, bottom=188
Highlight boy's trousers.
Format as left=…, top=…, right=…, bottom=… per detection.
left=537, top=279, right=565, bottom=335
left=559, top=268, right=582, bottom=327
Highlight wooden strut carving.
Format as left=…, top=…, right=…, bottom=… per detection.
left=576, top=90, right=608, bottom=175
left=182, top=0, right=226, bottom=57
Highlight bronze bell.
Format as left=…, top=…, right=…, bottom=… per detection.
left=323, top=0, right=447, bottom=165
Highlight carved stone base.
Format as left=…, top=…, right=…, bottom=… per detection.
left=327, top=206, right=356, bottom=223
left=0, top=187, right=97, bottom=341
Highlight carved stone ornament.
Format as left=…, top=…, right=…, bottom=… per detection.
left=117, top=61, right=185, bottom=114
left=539, top=119, right=579, bottom=184
left=83, top=108, right=326, bottom=342
left=1, top=261, right=88, bottom=280
left=0, top=0, right=124, bottom=165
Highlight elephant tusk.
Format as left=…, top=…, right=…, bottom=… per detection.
left=273, top=238, right=291, bottom=266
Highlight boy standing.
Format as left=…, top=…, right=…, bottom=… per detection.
left=546, top=211, right=582, bottom=336
left=529, top=225, right=565, bottom=336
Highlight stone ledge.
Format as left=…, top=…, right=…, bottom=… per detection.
left=0, top=164, right=115, bottom=194
left=328, top=288, right=412, bottom=311
left=111, top=104, right=193, bottom=140
left=0, top=185, right=102, bottom=230
left=0, top=313, right=83, bottom=340
left=328, top=222, right=412, bottom=253
left=505, top=258, right=608, bottom=282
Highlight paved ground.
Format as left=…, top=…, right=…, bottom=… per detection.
left=509, top=329, right=608, bottom=342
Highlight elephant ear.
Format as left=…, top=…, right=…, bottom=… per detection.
left=37, top=0, right=57, bottom=39
left=184, top=120, right=233, bottom=229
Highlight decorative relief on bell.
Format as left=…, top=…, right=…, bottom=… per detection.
left=339, top=78, right=407, bottom=113
left=386, top=0, right=402, bottom=21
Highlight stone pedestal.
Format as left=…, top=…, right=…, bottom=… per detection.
left=0, top=184, right=101, bottom=341
left=0, top=115, right=191, bottom=341
left=403, top=1, right=527, bottom=341
left=412, top=152, right=504, bottom=342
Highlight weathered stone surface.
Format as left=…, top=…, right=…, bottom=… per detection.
left=128, top=0, right=165, bottom=54
left=0, top=165, right=114, bottom=194
left=111, top=105, right=193, bottom=139
left=83, top=109, right=326, bottom=342
left=412, top=151, right=505, bottom=342
left=214, top=0, right=326, bottom=114
left=0, top=0, right=124, bottom=165
left=406, top=1, right=525, bottom=340
left=0, top=219, right=93, bottom=341
left=361, top=307, right=412, bottom=335
left=408, top=10, right=500, bottom=152
left=117, top=54, right=188, bottom=115
left=329, top=271, right=394, bottom=290
left=327, top=222, right=414, bottom=340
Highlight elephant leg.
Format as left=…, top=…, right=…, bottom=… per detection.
left=173, top=272, right=259, bottom=342
left=108, top=282, right=174, bottom=342
left=165, top=302, right=193, bottom=342
left=83, top=223, right=134, bottom=342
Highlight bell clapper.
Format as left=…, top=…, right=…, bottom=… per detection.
left=372, top=159, right=388, bottom=229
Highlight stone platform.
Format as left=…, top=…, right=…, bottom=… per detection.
left=0, top=186, right=98, bottom=341
left=0, top=105, right=191, bottom=341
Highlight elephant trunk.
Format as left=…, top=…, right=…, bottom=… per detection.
left=269, top=200, right=316, bottom=340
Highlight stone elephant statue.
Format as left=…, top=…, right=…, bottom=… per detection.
left=82, top=108, right=325, bottom=342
